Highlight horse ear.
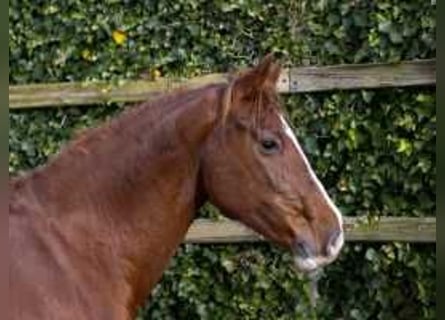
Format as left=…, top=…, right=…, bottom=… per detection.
left=221, top=54, right=281, bottom=121
left=252, top=53, right=281, bottom=88
left=234, top=54, right=281, bottom=95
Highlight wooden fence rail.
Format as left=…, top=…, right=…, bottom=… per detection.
left=185, top=217, right=436, bottom=244
left=9, top=59, right=435, bottom=109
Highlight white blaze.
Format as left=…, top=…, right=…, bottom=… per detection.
left=279, top=115, right=344, bottom=259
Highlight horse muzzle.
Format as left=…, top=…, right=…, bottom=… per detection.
left=292, top=229, right=344, bottom=273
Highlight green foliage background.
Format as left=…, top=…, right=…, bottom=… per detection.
left=9, top=1, right=436, bottom=319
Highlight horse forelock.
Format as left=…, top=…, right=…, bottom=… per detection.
left=220, top=77, right=282, bottom=130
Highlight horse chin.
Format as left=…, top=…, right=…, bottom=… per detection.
left=293, top=254, right=339, bottom=274
left=293, top=255, right=320, bottom=274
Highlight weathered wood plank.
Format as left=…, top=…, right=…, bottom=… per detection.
left=9, top=73, right=229, bottom=110
left=184, top=217, right=436, bottom=243
left=9, top=60, right=435, bottom=109
left=288, top=59, right=436, bottom=92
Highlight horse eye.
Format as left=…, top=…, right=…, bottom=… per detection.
left=259, top=138, right=280, bottom=154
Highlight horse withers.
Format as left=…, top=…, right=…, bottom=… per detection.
left=9, top=55, right=343, bottom=320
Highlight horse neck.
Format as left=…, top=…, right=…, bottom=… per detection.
left=25, top=84, right=224, bottom=313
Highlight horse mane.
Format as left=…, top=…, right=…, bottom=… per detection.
left=70, top=84, right=219, bottom=149
left=10, top=83, right=226, bottom=186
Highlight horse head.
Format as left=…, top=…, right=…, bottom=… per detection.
left=201, top=55, right=344, bottom=272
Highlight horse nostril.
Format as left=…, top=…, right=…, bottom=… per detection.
left=326, top=229, right=343, bottom=257
left=294, top=240, right=315, bottom=259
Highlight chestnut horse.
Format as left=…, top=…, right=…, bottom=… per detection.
left=9, top=55, right=344, bottom=320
